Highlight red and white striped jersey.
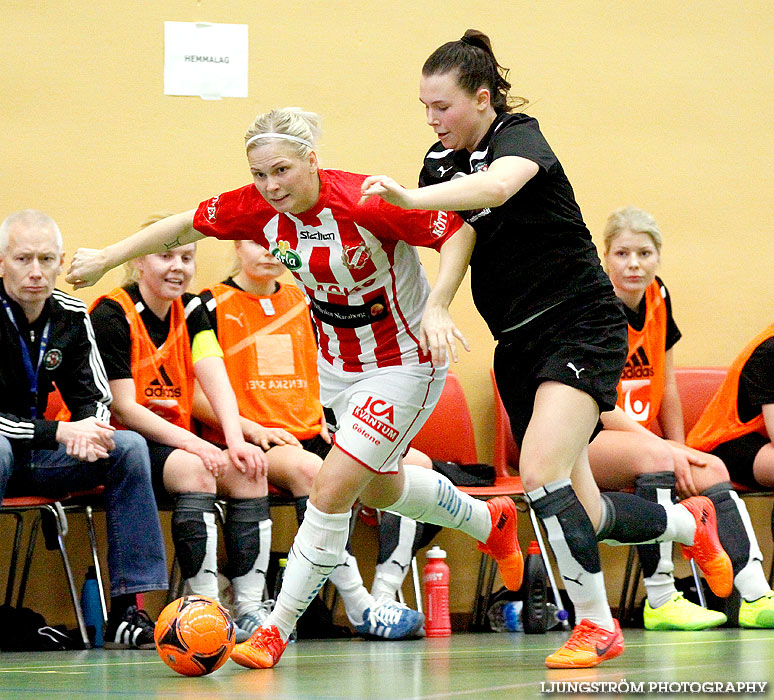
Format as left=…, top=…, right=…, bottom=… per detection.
left=193, top=169, right=464, bottom=372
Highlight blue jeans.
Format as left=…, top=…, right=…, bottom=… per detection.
left=1, top=431, right=168, bottom=596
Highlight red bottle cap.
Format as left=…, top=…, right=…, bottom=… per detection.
left=527, top=541, right=540, bottom=555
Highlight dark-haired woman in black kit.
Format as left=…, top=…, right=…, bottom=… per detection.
left=361, top=29, right=732, bottom=668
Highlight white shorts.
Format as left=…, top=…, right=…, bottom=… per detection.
left=318, top=361, right=448, bottom=474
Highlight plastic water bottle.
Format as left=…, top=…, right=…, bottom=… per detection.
left=80, top=566, right=103, bottom=647
left=423, top=546, right=451, bottom=637
left=521, top=541, right=549, bottom=634
left=274, top=557, right=297, bottom=642
left=545, top=602, right=569, bottom=630
left=503, top=600, right=524, bottom=632
left=487, top=599, right=523, bottom=632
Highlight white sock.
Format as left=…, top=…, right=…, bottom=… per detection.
left=264, top=501, right=350, bottom=641
left=184, top=511, right=219, bottom=600
left=385, top=464, right=491, bottom=541
left=372, top=517, right=417, bottom=601
left=661, top=502, right=698, bottom=545
left=539, top=507, right=614, bottom=630
left=644, top=541, right=679, bottom=609
left=644, top=486, right=678, bottom=608
left=728, top=491, right=770, bottom=602
left=328, top=551, right=375, bottom=626
left=231, top=519, right=272, bottom=618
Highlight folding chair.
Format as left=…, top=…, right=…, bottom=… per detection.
left=1, top=489, right=104, bottom=648
left=0, top=387, right=107, bottom=647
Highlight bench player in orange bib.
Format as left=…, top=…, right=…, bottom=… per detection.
left=588, top=206, right=774, bottom=630
left=688, top=320, right=774, bottom=626
left=89, top=214, right=271, bottom=642
left=195, top=240, right=441, bottom=640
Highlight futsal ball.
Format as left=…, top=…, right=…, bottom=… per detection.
left=154, top=595, right=236, bottom=676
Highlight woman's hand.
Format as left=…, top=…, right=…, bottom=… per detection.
left=667, top=442, right=708, bottom=498
left=360, top=176, right=416, bottom=209
left=420, top=301, right=470, bottom=364
left=243, top=421, right=301, bottom=450
left=227, top=439, right=268, bottom=481
left=180, top=434, right=230, bottom=478
left=66, top=248, right=109, bottom=290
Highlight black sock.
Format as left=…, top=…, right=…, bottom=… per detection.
left=376, top=512, right=442, bottom=564
left=529, top=481, right=601, bottom=575
left=172, top=492, right=217, bottom=579
left=703, top=481, right=749, bottom=577
left=596, top=491, right=668, bottom=546
left=295, top=495, right=309, bottom=526
left=109, top=593, right=137, bottom=623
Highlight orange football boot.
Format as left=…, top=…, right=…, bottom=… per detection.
left=679, top=496, right=733, bottom=598
left=477, top=497, right=524, bottom=590
left=545, top=618, right=624, bottom=669
left=230, top=625, right=288, bottom=670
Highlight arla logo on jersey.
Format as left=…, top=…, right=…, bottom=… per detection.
left=271, top=240, right=303, bottom=270
left=341, top=244, right=371, bottom=270
left=352, top=396, right=398, bottom=442
left=205, top=195, right=220, bottom=223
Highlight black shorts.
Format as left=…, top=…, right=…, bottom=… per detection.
left=711, top=432, right=770, bottom=489
left=146, top=439, right=178, bottom=507
left=299, top=434, right=333, bottom=460
left=493, top=295, right=628, bottom=445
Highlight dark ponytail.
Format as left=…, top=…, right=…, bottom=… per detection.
left=422, top=29, right=527, bottom=114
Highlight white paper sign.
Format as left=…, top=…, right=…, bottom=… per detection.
left=164, top=21, right=248, bottom=99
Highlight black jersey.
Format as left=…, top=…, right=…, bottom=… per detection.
left=623, top=276, right=682, bottom=352
left=419, top=112, right=613, bottom=339
left=0, top=282, right=112, bottom=448
left=90, top=283, right=213, bottom=381
left=738, top=336, right=774, bottom=423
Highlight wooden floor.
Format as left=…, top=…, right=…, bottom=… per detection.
left=1, top=629, right=773, bottom=699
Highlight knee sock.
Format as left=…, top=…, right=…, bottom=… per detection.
left=634, top=472, right=679, bottom=608
left=295, top=493, right=372, bottom=621
left=384, top=464, right=490, bottom=541
left=172, top=492, right=219, bottom=600
left=372, top=512, right=415, bottom=601
left=264, top=501, right=350, bottom=641
left=371, top=512, right=441, bottom=601
left=528, top=479, right=613, bottom=631
left=595, top=491, right=695, bottom=546
left=703, top=482, right=769, bottom=602
left=223, top=497, right=272, bottom=618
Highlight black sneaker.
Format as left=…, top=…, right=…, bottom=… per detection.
left=104, top=605, right=156, bottom=649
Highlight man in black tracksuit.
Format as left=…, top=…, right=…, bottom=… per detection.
left=0, top=209, right=168, bottom=648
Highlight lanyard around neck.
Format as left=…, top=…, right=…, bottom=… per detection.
left=1, top=296, right=52, bottom=418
